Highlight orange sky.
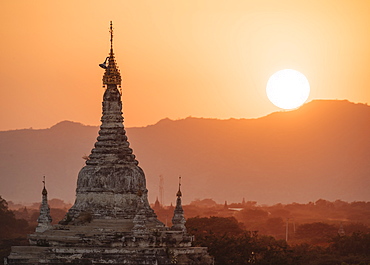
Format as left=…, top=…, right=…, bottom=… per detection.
left=1, top=1, right=370, bottom=131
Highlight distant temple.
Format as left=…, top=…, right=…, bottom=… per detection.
left=6, top=22, right=212, bottom=265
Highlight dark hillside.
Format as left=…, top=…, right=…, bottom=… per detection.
left=0, top=100, right=369, bottom=205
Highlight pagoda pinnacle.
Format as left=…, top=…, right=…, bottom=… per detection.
left=42, top=175, right=47, bottom=196
left=36, top=176, right=52, bottom=233
left=176, top=176, right=182, bottom=197
left=171, top=176, right=186, bottom=232
left=101, top=21, right=122, bottom=88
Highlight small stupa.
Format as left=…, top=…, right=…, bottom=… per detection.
left=35, top=176, right=52, bottom=233
left=171, top=177, right=186, bottom=232
left=6, top=22, right=212, bottom=265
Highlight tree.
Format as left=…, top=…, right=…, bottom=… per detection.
left=0, top=196, right=31, bottom=265
left=295, top=222, right=338, bottom=244
left=344, top=223, right=370, bottom=235
left=186, top=216, right=244, bottom=239
left=186, top=216, right=297, bottom=265
left=263, top=217, right=285, bottom=237
left=186, top=216, right=255, bottom=264
left=330, top=232, right=370, bottom=257
left=253, top=236, right=293, bottom=265
left=0, top=196, right=29, bottom=238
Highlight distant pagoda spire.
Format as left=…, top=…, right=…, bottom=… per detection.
left=36, top=176, right=52, bottom=233
left=171, top=176, right=186, bottom=232
left=338, top=222, right=345, bottom=237
left=101, top=21, right=122, bottom=88
left=153, top=196, right=161, bottom=211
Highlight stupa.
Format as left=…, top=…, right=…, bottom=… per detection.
left=6, top=22, right=212, bottom=265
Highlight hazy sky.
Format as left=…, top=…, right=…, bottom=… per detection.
left=1, top=1, right=370, bottom=131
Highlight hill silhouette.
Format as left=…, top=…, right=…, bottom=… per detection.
left=0, top=100, right=369, bottom=205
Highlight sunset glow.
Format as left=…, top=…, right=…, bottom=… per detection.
left=0, top=1, right=370, bottom=130
left=0, top=1, right=369, bottom=208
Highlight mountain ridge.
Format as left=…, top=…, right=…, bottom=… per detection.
left=0, top=100, right=369, bottom=205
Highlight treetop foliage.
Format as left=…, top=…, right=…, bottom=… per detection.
left=186, top=216, right=370, bottom=265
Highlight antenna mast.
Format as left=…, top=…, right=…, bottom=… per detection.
left=159, top=175, right=164, bottom=206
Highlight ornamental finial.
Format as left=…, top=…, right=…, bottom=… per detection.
left=176, top=176, right=182, bottom=197
left=100, top=21, right=122, bottom=88
left=42, top=176, right=47, bottom=196
left=110, top=21, right=113, bottom=49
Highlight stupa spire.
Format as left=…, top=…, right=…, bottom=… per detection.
left=101, top=21, right=122, bottom=88
left=36, top=176, right=52, bottom=233
left=42, top=175, right=47, bottom=196
left=87, top=20, right=137, bottom=168
left=176, top=176, right=182, bottom=197
left=171, top=176, right=186, bottom=232
left=65, top=21, right=158, bottom=222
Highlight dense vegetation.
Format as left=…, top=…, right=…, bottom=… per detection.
left=1, top=196, right=369, bottom=264
left=186, top=216, right=370, bottom=265
left=0, top=196, right=32, bottom=264
left=0, top=197, right=70, bottom=264
left=153, top=198, right=370, bottom=242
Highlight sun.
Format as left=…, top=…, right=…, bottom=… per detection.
left=266, top=69, right=310, bottom=110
